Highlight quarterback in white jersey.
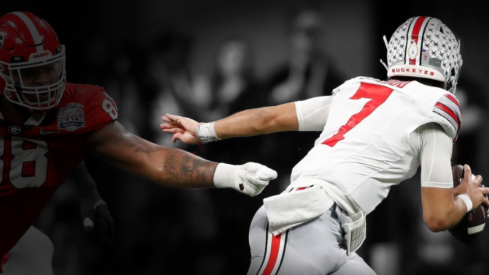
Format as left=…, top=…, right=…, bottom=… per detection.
left=290, top=76, right=462, bottom=215
left=161, top=16, right=489, bottom=274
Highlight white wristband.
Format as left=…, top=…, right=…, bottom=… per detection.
left=456, top=194, right=473, bottom=213
left=213, top=163, right=235, bottom=189
left=195, top=122, right=221, bottom=144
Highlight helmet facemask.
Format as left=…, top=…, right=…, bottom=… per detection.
left=1, top=46, right=66, bottom=111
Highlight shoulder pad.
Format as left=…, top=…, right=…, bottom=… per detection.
left=432, top=93, right=461, bottom=139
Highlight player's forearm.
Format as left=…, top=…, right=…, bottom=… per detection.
left=422, top=187, right=467, bottom=232
left=154, top=148, right=218, bottom=188
left=87, top=121, right=217, bottom=188
left=425, top=198, right=466, bottom=232
left=109, top=142, right=217, bottom=189
left=214, top=103, right=299, bottom=139
left=71, top=162, right=97, bottom=197
left=101, top=146, right=217, bottom=188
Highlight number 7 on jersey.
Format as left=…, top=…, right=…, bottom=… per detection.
left=322, top=83, right=394, bottom=147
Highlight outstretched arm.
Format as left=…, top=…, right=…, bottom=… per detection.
left=160, top=103, right=299, bottom=144
left=213, top=103, right=300, bottom=138
left=85, top=121, right=276, bottom=195
left=160, top=96, right=332, bottom=144
left=86, top=121, right=217, bottom=188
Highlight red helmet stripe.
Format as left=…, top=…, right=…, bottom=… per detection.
left=10, top=12, right=44, bottom=53
left=408, top=16, right=428, bottom=65
left=411, top=16, right=427, bottom=44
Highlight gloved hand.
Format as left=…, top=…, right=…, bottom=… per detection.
left=79, top=190, right=115, bottom=245
left=214, top=162, right=278, bottom=196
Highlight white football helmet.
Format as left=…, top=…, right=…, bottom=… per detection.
left=382, top=16, right=462, bottom=94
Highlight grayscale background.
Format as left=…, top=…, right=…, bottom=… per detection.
left=2, top=1, right=488, bottom=274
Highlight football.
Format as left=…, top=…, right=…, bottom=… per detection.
left=448, top=165, right=488, bottom=244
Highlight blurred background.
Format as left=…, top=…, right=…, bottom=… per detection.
left=2, top=0, right=489, bottom=274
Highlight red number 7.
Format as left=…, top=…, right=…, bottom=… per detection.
left=322, top=83, right=394, bottom=147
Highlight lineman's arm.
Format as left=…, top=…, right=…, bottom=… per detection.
left=160, top=96, right=332, bottom=144
left=84, top=121, right=276, bottom=195
left=415, top=123, right=489, bottom=232
left=71, top=162, right=115, bottom=245
left=71, top=162, right=98, bottom=197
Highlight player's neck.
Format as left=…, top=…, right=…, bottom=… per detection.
left=0, top=96, right=33, bottom=125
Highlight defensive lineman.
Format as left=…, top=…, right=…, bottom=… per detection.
left=0, top=11, right=276, bottom=274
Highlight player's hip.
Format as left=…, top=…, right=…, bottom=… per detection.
left=248, top=204, right=353, bottom=274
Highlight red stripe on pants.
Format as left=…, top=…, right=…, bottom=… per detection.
left=262, top=233, right=282, bottom=275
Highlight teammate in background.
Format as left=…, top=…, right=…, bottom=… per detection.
left=161, top=16, right=489, bottom=274
left=0, top=11, right=276, bottom=275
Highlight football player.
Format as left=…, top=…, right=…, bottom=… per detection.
left=0, top=11, right=277, bottom=274
left=161, top=16, right=489, bottom=274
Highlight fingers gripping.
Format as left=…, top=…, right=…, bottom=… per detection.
left=462, top=164, right=487, bottom=211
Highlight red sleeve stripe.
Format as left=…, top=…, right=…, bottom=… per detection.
left=434, top=102, right=460, bottom=134
left=438, top=94, right=461, bottom=121
left=445, top=93, right=461, bottom=108
left=435, top=102, right=460, bottom=125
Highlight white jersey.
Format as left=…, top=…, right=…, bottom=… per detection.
left=290, top=76, right=461, bottom=214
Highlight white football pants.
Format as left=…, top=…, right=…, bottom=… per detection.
left=247, top=204, right=376, bottom=275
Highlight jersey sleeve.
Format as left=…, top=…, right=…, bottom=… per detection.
left=429, top=93, right=461, bottom=141
left=80, top=86, right=118, bottom=132
left=408, top=123, right=454, bottom=188
left=295, top=96, right=333, bottom=131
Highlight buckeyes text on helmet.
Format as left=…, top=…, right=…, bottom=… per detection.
left=384, top=16, right=462, bottom=94
left=0, top=11, right=66, bottom=111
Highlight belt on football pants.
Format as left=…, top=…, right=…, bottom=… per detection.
left=264, top=177, right=366, bottom=255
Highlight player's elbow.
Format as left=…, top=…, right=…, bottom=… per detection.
left=252, top=108, right=276, bottom=134
left=423, top=214, right=450, bottom=232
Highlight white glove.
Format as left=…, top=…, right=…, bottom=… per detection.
left=213, top=162, right=277, bottom=197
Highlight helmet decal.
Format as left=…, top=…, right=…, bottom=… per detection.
left=406, top=16, right=430, bottom=65
left=385, top=16, right=463, bottom=94
left=11, top=12, right=45, bottom=48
